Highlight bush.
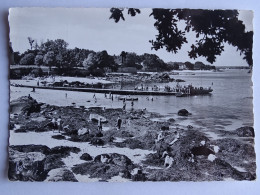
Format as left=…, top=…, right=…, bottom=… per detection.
left=19, top=53, right=35, bottom=65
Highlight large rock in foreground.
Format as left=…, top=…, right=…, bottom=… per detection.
left=45, top=168, right=78, bottom=182
left=10, top=96, right=41, bottom=115
left=72, top=153, right=135, bottom=180
left=8, top=148, right=47, bottom=181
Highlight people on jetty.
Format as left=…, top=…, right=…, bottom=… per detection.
left=117, top=116, right=122, bottom=130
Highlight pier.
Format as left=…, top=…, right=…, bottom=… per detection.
left=14, top=84, right=213, bottom=96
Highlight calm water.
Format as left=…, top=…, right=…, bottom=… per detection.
left=11, top=69, right=253, bottom=131
left=129, top=69, right=253, bottom=131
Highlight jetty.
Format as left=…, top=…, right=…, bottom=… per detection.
left=14, top=84, right=213, bottom=96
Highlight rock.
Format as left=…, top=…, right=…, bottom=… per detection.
left=161, top=126, right=169, bottom=131
left=51, top=135, right=66, bottom=140
left=175, top=79, right=185, bottom=82
left=45, top=168, right=78, bottom=182
left=10, top=96, right=41, bottom=116
left=80, top=153, right=93, bottom=161
left=167, top=118, right=175, bottom=123
left=90, top=138, right=104, bottom=146
left=96, top=132, right=103, bottom=137
left=89, top=114, right=107, bottom=123
left=72, top=153, right=134, bottom=180
left=191, top=146, right=215, bottom=156
left=208, top=154, right=216, bottom=162
left=235, top=126, right=255, bottom=137
left=177, top=109, right=191, bottom=116
left=8, top=148, right=47, bottom=181
left=10, top=145, right=51, bottom=155
left=132, top=169, right=147, bottom=181
left=94, top=153, right=133, bottom=167
left=78, top=128, right=89, bottom=136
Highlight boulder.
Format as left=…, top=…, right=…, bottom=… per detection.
left=89, top=114, right=107, bottom=123
left=45, top=168, right=78, bottom=182
left=72, top=153, right=134, bottom=180
left=10, top=96, right=41, bottom=116
left=177, top=109, right=191, bottom=116
left=8, top=148, right=47, bottom=181
left=191, top=146, right=215, bottom=156
left=167, top=118, right=175, bottom=123
left=235, top=126, right=255, bottom=137
left=161, top=126, right=170, bottom=131
left=80, top=153, right=93, bottom=161
left=78, top=128, right=89, bottom=136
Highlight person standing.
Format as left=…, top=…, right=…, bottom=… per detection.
left=57, top=116, right=62, bottom=133
left=131, top=100, right=134, bottom=108
left=98, top=118, right=102, bottom=132
left=123, top=102, right=126, bottom=111
left=117, top=116, right=122, bottom=130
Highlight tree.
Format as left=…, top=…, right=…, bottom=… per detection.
left=43, top=51, right=55, bottom=71
left=19, top=53, right=35, bottom=65
left=109, top=8, right=253, bottom=66
left=28, top=37, right=35, bottom=50
left=185, top=61, right=194, bottom=70
left=120, top=51, right=127, bottom=64
left=142, top=53, right=167, bottom=71
left=83, top=53, right=95, bottom=69
left=34, top=54, right=44, bottom=66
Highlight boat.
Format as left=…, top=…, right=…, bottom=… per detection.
left=176, top=92, right=184, bottom=97
left=189, top=86, right=213, bottom=95
left=118, top=96, right=138, bottom=101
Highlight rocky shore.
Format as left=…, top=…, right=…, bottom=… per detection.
left=9, top=96, right=256, bottom=182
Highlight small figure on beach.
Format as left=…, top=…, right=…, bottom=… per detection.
left=111, top=94, right=114, bottom=101
left=123, top=102, right=126, bottom=111
left=146, top=97, right=149, bottom=101
left=37, top=80, right=39, bottom=87
left=31, top=87, right=35, bottom=92
left=51, top=118, right=58, bottom=132
left=98, top=118, right=102, bottom=132
left=93, top=93, right=96, bottom=99
left=131, top=100, right=134, bottom=108
left=151, top=97, right=154, bottom=101
left=28, top=94, right=32, bottom=100
left=105, top=93, right=107, bottom=98
left=65, top=93, right=67, bottom=98
left=117, top=116, right=122, bottom=130
left=57, top=116, right=62, bottom=133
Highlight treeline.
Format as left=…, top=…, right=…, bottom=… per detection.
left=11, top=38, right=215, bottom=76
left=167, top=61, right=216, bottom=70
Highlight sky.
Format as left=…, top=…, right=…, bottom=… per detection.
left=9, top=8, right=253, bottom=66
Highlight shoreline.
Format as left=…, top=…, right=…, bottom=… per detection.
left=8, top=96, right=256, bottom=182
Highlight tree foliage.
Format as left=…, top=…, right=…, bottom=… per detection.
left=109, top=8, right=253, bottom=66
left=19, top=53, right=35, bottom=65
